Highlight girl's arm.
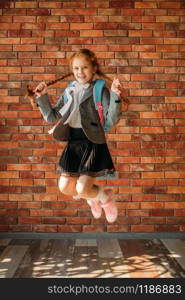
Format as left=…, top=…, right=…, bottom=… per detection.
left=102, top=78, right=128, bottom=131
left=34, top=81, right=65, bottom=123
left=36, top=94, right=64, bottom=123
left=102, top=80, right=122, bottom=130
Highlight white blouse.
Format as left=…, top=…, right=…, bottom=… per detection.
left=60, top=81, right=90, bottom=128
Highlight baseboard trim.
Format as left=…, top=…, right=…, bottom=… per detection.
left=0, top=232, right=185, bottom=239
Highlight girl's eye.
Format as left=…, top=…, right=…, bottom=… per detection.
left=73, top=66, right=89, bottom=71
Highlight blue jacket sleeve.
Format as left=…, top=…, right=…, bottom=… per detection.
left=36, top=93, right=64, bottom=123
left=102, top=87, right=121, bottom=131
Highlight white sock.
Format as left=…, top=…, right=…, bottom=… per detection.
left=73, top=194, right=81, bottom=200
left=86, top=188, right=109, bottom=203
left=97, top=189, right=109, bottom=203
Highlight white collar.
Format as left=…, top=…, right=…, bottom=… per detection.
left=74, top=81, right=91, bottom=90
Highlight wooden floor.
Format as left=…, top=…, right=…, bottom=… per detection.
left=0, top=239, right=184, bottom=278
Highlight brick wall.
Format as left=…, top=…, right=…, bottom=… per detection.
left=0, top=0, right=185, bottom=233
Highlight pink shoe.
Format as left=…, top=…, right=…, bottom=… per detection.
left=87, top=199, right=102, bottom=219
left=101, top=189, right=118, bottom=223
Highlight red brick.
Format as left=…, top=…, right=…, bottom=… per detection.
left=131, top=225, right=154, bottom=232
left=55, top=30, right=79, bottom=38
left=18, top=202, right=41, bottom=209
left=165, top=202, right=185, bottom=209
left=155, top=225, right=179, bottom=232
left=13, top=16, right=36, bottom=23
left=141, top=217, right=165, bottom=224
left=30, top=210, right=53, bottom=217
left=129, top=30, right=152, bottom=37
left=52, top=8, right=96, bottom=15
left=39, top=2, right=62, bottom=9
left=68, top=37, right=92, bottom=44
left=150, top=209, right=174, bottom=217
left=87, top=1, right=109, bottom=8
left=0, top=186, right=21, bottom=194
left=107, top=225, right=130, bottom=233
left=166, top=216, right=185, bottom=224
left=145, top=9, right=167, bottom=16
left=0, top=67, right=21, bottom=73
left=142, top=66, right=164, bottom=73
left=80, top=30, right=103, bottom=37
left=0, top=2, right=13, bottom=9
left=156, top=16, right=179, bottom=23
left=109, top=45, right=131, bottom=51
left=0, top=74, right=8, bottom=80
left=132, top=179, right=155, bottom=186
left=9, top=225, right=32, bottom=232
left=20, top=37, right=43, bottom=44
left=135, top=2, right=157, bottom=9
left=168, top=187, right=185, bottom=194
left=110, top=1, right=134, bottom=8
left=0, top=15, right=12, bottom=22
left=0, top=45, right=12, bottom=52
left=26, top=8, right=50, bottom=16
left=121, top=9, right=144, bottom=16
left=8, top=209, right=29, bottom=217
left=164, top=38, right=185, bottom=44
left=175, top=210, right=185, bottom=216
left=36, top=16, right=59, bottom=23
left=19, top=217, right=40, bottom=225
left=22, top=24, right=45, bottom=31
left=159, top=2, right=180, bottom=9
left=54, top=210, right=78, bottom=217
left=130, top=209, right=148, bottom=217
left=20, top=171, right=45, bottom=179
left=119, top=187, right=142, bottom=193
left=23, top=186, right=46, bottom=194
left=0, top=226, right=10, bottom=231
left=0, top=202, right=17, bottom=209
left=33, top=225, right=57, bottom=232
left=132, top=45, right=155, bottom=52
left=130, top=89, right=152, bottom=96
left=18, top=111, right=40, bottom=118
left=4, top=8, right=26, bottom=15
left=10, top=179, right=33, bottom=186
left=42, top=217, right=65, bottom=224
left=168, top=9, right=185, bottom=16
left=66, top=217, right=91, bottom=225
left=58, top=225, right=82, bottom=232
left=98, top=8, right=120, bottom=15
left=141, top=38, right=164, bottom=45
left=0, top=23, right=21, bottom=30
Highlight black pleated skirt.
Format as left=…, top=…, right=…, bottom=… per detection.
left=57, top=127, right=115, bottom=177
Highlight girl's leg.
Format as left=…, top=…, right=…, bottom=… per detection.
left=58, top=174, right=78, bottom=196
left=76, top=175, right=98, bottom=198
left=76, top=175, right=102, bottom=219
left=76, top=175, right=118, bottom=222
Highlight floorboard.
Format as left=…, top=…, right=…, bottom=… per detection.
left=0, top=238, right=184, bottom=278
left=97, top=239, right=123, bottom=258
left=0, top=245, right=28, bottom=278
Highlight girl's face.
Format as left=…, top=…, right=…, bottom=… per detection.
left=72, top=56, right=96, bottom=84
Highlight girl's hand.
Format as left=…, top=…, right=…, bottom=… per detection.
left=111, top=78, right=122, bottom=97
left=33, top=81, right=47, bottom=97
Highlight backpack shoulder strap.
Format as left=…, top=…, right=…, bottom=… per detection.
left=93, top=79, right=106, bottom=109
left=63, top=81, right=75, bottom=103
left=93, top=79, right=106, bottom=126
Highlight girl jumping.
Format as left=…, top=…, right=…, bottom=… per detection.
left=32, top=49, right=127, bottom=223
